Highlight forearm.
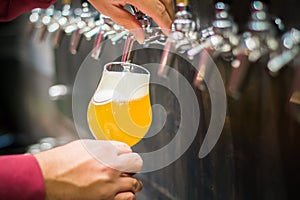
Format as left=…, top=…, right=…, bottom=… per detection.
left=0, top=154, right=45, bottom=200
left=0, top=0, right=57, bottom=21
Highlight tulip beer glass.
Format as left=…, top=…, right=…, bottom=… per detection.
left=87, top=62, right=152, bottom=146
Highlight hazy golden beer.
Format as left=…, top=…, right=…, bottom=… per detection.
left=87, top=62, right=152, bottom=146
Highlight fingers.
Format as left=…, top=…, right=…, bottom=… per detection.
left=160, top=0, right=175, bottom=22
left=106, top=6, right=140, bottom=30
left=88, top=0, right=175, bottom=42
left=109, top=140, right=133, bottom=154
left=121, top=173, right=135, bottom=177
left=114, top=192, right=135, bottom=200
left=79, top=140, right=142, bottom=173
left=127, top=0, right=174, bottom=29
left=116, top=152, right=143, bottom=173
left=81, top=140, right=132, bottom=155
left=116, top=177, right=143, bottom=193
left=88, top=0, right=145, bottom=42
left=103, top=6, right=145, bottom=42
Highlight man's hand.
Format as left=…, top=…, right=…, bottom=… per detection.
left=34, top=140, right=143, bottom=200
left=88, top=0, right=175, bottom=42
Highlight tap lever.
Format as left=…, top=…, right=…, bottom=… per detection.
left=91, top=30, right=104, bottom=59
left=110, top=30, right=128, bottom=44
left=289, top=64, right=300, bottom=117
left=268, top=28, right=300, bottom=75
left=129, top=5, right=151, bottom=29
left=39, top=6, right=55, bottom=41
left=227, top=53, right=250, bottom=99
left=158, top=37, right=176, bottom=77
left=28, top=8, right=43, bottom=36
left=121, top=35, right=136, bottom=63
left=268, top=46, right=299, bottom=75
left=69, top=2, right=95, bottom=54
left=193, top=48, right=214, bottom=90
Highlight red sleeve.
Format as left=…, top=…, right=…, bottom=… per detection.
left=0, top=154, right=45, bottom=200
left=0, top=0, right=58, bottom=22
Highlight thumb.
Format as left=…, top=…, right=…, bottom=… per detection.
left=115, top=152, right=143, bottom=173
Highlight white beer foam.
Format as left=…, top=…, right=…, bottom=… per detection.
left=93, top=89, right=113, bottom=105
left=93, top=71, right=149, bottom=104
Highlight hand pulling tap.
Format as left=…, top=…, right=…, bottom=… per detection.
left=120, top=6, right=151, bottom=63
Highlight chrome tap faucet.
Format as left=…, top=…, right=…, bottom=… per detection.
left=120, top=6, right=151, bottom=63
left=69, top=2, right=96, bottom=54
left=267, top=28, right=300, bottom=76
left=39, top=5, right=55, bottom=41
left=192, top=1, right=238, bottom=90
left=228, top=0, right=280, bottom=98
left=158, top=1, right=197, bottom=77
left=51, top=4, right=73, bottom=48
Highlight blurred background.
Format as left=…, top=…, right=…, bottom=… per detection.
left=0, top=0, right=300, bottom=199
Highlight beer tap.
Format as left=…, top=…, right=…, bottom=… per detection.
left=51, top=2, right=74, bottom=48
left=227, top=0, right=279, bottom=99
left=158, top=0, right=196, bottom=77
left=188, top=0, right=238, bottom=59
left=192, top=0, right=238, bottom=90
left=267, top=28, right=300, bottom=76
left=89, top=15, right=119, bottom=60
left=69, top=2, right=96, bottom=54
left=289, top=63, right=300, bottom=123
left=121, top=6, right=151, bottom=63
left=39, top=5, right=55, bottom=41
left=28, top=8, right=44, bottom=36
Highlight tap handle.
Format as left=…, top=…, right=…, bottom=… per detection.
left=69, top=29, right=82, bottom=54
left=267, top=46, right=299, bottom=76
left=28, top=8, right=43, bottom=36
left=193, top=48, right=214, bottom=90
left=39, top=6, right=55, bottom=41
left=288, top=64, right=300, bottom=123
left=91, top=21, right=116, bottom=59
left=268, top=28, right=300, bottom=75
left=129, top=6, right=151, bottom=28
left=91, top=29, right=104, bottom=59
left=227, top=54, right=250, bottom=99
left=121, top=35, right=136, bottom=63
left=158, top=39, right=176, bottom=77
left=53, top=29, right=63, bottom=48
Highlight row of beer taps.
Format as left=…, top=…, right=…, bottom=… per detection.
left=29, top=0, right=123, bottom=57
left=28, top=0, right=300, bottom=101
left=160, top=0, right=300, bottom=100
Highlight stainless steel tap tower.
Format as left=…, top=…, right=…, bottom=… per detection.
left=21, top=0, right=300, bottom=199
